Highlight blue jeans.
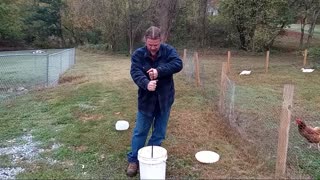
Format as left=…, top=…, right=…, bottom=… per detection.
left=127, top=108, right=171, bottom=163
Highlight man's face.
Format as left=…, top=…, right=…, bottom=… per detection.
left=146, top=38, right=161, bottom=56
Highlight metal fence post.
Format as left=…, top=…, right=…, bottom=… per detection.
left=60, top=53, right=63, bottom=74
left=73, top=48, right=76, bottom=65
left=46, top=54, right=49, bottom=86
left=68, top=49, right=71, bottom=66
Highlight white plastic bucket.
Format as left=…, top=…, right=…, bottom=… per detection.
left=138, top=146, right=167, bottom=180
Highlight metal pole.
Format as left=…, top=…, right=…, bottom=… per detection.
left=60, top=53, right=63, bottom=74
left=46, top=55, right=49, bottom=86
left=73, top=48, right=76, bottom=65
left=151, top=119, right=154, bottom=158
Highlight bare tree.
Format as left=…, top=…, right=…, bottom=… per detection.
left=306, top=5, right=320, bottom=47
left=151, top=0, right=178, bottom=42
left=127, top=0, right=151, bottom=54
left=63, top=0, right=95, bottom=44
left=198, top=0, right=208, bottom=47
left=297, top=0, right=320, bottom=48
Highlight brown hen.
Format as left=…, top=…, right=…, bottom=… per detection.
left=296, top=118, right=320, bottom=150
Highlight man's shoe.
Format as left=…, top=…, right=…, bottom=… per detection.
left=126, top=162, right=138, bottom=177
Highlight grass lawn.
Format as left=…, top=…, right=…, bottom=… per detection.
left=0, top=51, right=137, bottom=179
left=1, top=43, right=320, bottom=179
left=286, top=24, right=320, bottom=38
left=196, top=43, right=320, bottom=178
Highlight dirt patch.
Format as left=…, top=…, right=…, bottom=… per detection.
left=280, top=30, right=303, bottom=39
left=167, top=106, right=274, bottom=179
left=76, top=113, right=104, bottom=122
left=58, top=75, right=87, bottom=84
left=71, top=145, right=88, bottom=152
left=0, top=40, right=30, bottom=51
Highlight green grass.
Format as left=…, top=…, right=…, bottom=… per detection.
left=287, top=24, right=320, bottom=37
left=1, top=83, right=134, bottom=179
left=2, top=47, right=320, bottom=178
left=0, top=155, right=12, bottom=167
left=227, top=56, right=320, bottom=177
left=0, top=49, right=219, bottom=179
left=193, top=46, right=320, bottom=178
left=0, top=51, right=138, bottom=179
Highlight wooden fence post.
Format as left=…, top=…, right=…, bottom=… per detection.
left=275, top=84, right=294, bottom=179
left=303, top=49, right=308, bottom=67
left=182, top=49, right=187, bottom=74
left=194, top=52, right=201, bottom=87
left=227, top=51, right=231, bottom=73
left=183, top=49, right=187, bottom=61
left=265, top=50, right=270, bottom=73
left=219, top=62, right=228, bottom=114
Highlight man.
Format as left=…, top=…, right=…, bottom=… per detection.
left=126, top=26, right=183, bottom=177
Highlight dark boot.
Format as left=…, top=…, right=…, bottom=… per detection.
left=126, top=162, right=138, bottom=177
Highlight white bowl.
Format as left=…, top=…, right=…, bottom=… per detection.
left=195, top=150, right=220, bottom=163
left=115, top=120, right=129, bottom=131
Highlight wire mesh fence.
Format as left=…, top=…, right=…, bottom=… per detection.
left=0, top=48, right=75, bottom=102
left=219, top=75, right=235, bottom=126
left=287, top=85, right=320, bottom=178
left=182, top=49, right=195, bottom=84
left=180, top=48, right=319, bottom=178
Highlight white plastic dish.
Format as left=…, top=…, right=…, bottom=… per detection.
left=301, top=68, right=314, bottom=73
left=239, top=70, right=251, bottom=75
left=195, top=151, right=220, bottom=163
left=115, top=120, right=129, bottom=131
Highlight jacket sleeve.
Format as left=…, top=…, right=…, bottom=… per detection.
left=156, top=46, right=183, bottom=78
left=130, top=52, right=150, bottom=90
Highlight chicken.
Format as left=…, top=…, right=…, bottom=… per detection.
left=296, top=118, right=320, bottom=150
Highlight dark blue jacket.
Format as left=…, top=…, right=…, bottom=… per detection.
left=130, top=44, right=183, bottom=116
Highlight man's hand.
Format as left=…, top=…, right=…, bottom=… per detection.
left=147, top=68, right=158, bottom=80
left=147, top=80, right=158, bottom=91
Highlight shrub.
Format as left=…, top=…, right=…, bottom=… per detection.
left=308, top=47, right=320, bottom=68
left=78, top=43, right=113, bottom=53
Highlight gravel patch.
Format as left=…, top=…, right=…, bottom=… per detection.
left=0, top=134, right=60, bottom=179
left=0, top=167, right=24, bottom=180
left=0, top=134, right=43, bottom=163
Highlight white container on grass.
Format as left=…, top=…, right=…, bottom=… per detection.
left=115, top=120, right=129, bottom=131
left=138, top=146, right=167, bottom=180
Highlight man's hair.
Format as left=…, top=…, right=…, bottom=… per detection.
left=144, top=26, right=161, bottom=40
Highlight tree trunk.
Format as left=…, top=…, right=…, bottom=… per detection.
left=57, top=10, right=65, bottom=47
left=129, top=21, right=133, bottom=55
left=306, top=8, right=320, bottom=48
left=299, top=16, right=307, bottom=49
left=128, top=0, right=135, bottom=55
left=198, top=0, right=208, bottom=47
left=236, top=25, right=248, bottom=50
left=264, top=23, right=286, bottom=50
left=127, top=0, right=151, bottom=54
left=151, top=0, right=178, bottom=42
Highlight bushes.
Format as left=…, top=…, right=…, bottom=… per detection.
left=78, top=43, right=113, bottom=52
left=206, top=15, right=236, bottom=48
left=308, top=47, right=320, bottom=68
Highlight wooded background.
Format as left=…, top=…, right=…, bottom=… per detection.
left=1, top=0, right=320, bottom=53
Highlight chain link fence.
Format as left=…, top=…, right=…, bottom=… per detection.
left=0, top=48, right=75, bottom=101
